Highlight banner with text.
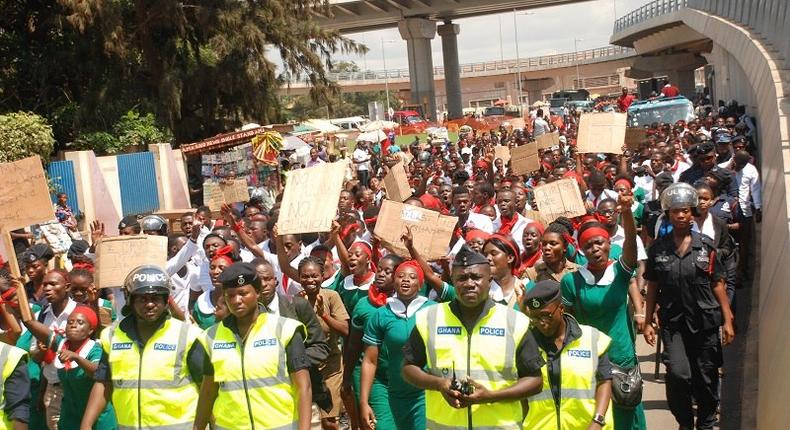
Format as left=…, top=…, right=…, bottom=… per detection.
left=532, top=178, right=587, bottom=222
left=374, top=200, right=457, bottom=261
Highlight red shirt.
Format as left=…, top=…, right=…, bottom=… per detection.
left=662, top=85, right=680, bottom=97
left=617, top=94, right=636, bottom=111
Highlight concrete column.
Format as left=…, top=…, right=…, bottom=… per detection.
left=438, top=21, right=462, bottom=120
left=398, top=18, right=437, bottom=122
left=667, top=69, right=697, bottom=98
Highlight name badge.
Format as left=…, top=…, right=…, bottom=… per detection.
left=153, top=343, right=176, bottom=351
left=479, top=326, right=505, bottom=337
left=567, top=349, right=592, bottom=358
left=213, top=341, right=237, bottom=350
left=437, top=326, right=462, bottom=335
left=111, top=342, right=133, bottom=351
left=253, top=338, right=277, bottom=348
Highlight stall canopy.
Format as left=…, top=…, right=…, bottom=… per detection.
left=358, top=120, right=398, bottom=132
left=283, top=134, right=309, bottom=151
left=299, top=119, right=341, bottom=134
left=356, top=129, right=387, bottom=142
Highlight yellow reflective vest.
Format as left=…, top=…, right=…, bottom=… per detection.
left=0, top=343, right=27, bottom=430
left=100, top=317, right=200, bottom=430
left=414, top=301, right=530, bottom=430
left=524, top=323, right=614, bottom=430
left=198, top=312, right=306, bottom=430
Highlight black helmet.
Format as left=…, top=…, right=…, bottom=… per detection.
left=123, top=265, right=171, bottom=296
left=660, top=183, right=698, bottom=211
left=140, top=215, right=168, bottom=235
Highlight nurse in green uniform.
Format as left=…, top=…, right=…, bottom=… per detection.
left=360, top=260, right=435, bottom=430
left=343, top=253, right=403, bottom=430
left=327, top=221, right=378, bottom=314
left=560, top=191, right=647, bottom=430
left=191, top=245, right=236, bottom=329
left=401, top=227, right=456, bottom=303
left=21, top=304, right=117, bottom=429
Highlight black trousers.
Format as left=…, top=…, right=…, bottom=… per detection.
left=357, top=169, right=370, bottom=188
left=661, top=326, right=722, bottom=429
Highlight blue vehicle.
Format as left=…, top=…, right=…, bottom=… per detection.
left=627, top=96, right=695, bottom=127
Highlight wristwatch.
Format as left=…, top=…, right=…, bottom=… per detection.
left=592, top=414, right=606, bottom=426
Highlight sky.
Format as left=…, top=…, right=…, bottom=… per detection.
left=326, top=0, right=652, bottom=72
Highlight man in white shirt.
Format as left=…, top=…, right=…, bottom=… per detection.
left=733, top=151, right=761, bottom=281
left=306, top=146, right=325, bottom=168
left=532, top=109, right=549, bottom=138
left=353, top=141, right=372, bottom=187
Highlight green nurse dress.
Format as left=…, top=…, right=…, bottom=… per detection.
left=51, top=335, right=117, bottom=429
left=350, top=296, right=394, bottom=429
left=363, top=297, right=435, bottom=430
left=560, top=259, right=647, bottom=430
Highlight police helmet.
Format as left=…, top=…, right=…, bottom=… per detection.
left=123, top=265, right=172, bottom=296
left=140, top=215, right=168, bottom=235
left=660, top=182, right=698, bottom=211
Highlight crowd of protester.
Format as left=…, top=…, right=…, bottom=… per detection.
left=0, top=85, right=761, bottom=430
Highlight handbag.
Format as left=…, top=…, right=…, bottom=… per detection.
left=574, top=278, right=643, bottom=409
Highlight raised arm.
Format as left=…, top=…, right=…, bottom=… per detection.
left=618, top=191, right=638, bottom=270
left=273, top=225, right=301, bottom=282
left=330, top=220, right=352, bottom=277
left=400, top=227, right=444, bottom=294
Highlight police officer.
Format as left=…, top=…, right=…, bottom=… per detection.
left=643, top=183, right=735, bottom=430
left=0, top=335, right=31, bottom=428
left=402, top=245, right=544, bottom=430
left=80, top=265, right=203, bottom=430
left=22, top=243, right=55, bottom=308
left=523, top=280, right=614, bottom=430
left=140, top=215, right=169, bottom=236
left=117, top=215, right=141, bottom=236
left=194, top=262, right=313, bottom=430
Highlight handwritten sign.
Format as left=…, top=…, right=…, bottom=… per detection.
left=203, top=179, right=250, bottom=210
left=383, top=162, right=412, bottom=202
left=532, top=178, right=587, bottom=222
left=494, top=146, right=511, bottom=164
left=0, top=156, right=55, bottom=230
left=374, top=200, right=457, bottom=261
left=509, top=142, right=540, bottom=176
left=95, top=235, right=168, bottom=288
left=278, top=160, right=347, bottom=234
left=536, top=132, right=560, bottom=150
left=576, top=112, right=627, bottom=154
left=625, top=127, right=648, bottom=149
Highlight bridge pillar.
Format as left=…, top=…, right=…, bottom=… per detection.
left=438, top=21, right=462, bottom=120
left=398, top=18, right=437, bottom=122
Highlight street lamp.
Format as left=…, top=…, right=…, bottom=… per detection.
left=574, top=38, right=583, bottom=89
left=381, top=38, right=396, bottom=118
left=513, top=10, right=534, bottom=109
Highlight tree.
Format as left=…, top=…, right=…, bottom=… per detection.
left=0, top=1, right=365, bottom=144
left=0, top=112, right=56, bottom=162
left=281, top=90, right=401, bottom=121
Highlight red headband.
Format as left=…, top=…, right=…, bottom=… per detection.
left=73, top=305, right=99, bottom=330
left=212, top=245, right=235, bottom=265
left=614, top=178, right=632, bottom=190
left=526, top=221, right=545, bottom=236
left=465, top=229, right=490, bottom=243
left=395, top=260, right=425, bottom=286
left=350, top=241, right=373, bottom=258
left=489, top=234, right=522, bottom=275
left=578, top=227, right=610, bottom=249
left=0, top=287, right=18, bottom=308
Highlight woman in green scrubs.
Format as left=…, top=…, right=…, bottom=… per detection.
left=360, top=260, right=435, bottom=430
left=560, top=192, right=647, bottom=430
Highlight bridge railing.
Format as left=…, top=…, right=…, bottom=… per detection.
left=292, top=45, right=635, bottom=84
left=613, top=0, right=688, bottom=33
left=613, top=0, right=789, bottom=69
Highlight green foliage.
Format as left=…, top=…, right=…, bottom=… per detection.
left=73, top=110, right=171, bottom=154
left=0, top=112, right=56, bottom=162
left=0, top=1, right=365, bottom=144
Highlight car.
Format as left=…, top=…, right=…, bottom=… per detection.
left=627, top=96, right=695, bottom=127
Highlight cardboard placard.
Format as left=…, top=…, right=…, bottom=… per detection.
left=0, top=156, right=55, bottom=230
left=576, top=112, right=627, bottom=154
left=278, top=160, right=347, bottom=235
left=383, top=162, right=412, bottom=202
left=536, top=132, right=560, bottom=150
left=523, top=210, right=549, bottom=226
left=374, top=200, right=458, bottom=261
left=494, top=146, right=511, bottom=164
left=509, top=142, right=540, bottom=176
left=95, top=235, right=168, bottom=288
left=203, top=179, right=250, bottom=210
left=532, top=178, right=587, bottom=222
left=625, top=127, right=648, bottom=149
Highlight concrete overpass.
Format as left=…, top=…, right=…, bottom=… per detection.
left=311, top=0, right=593, bottom=121
left=610, top=1, right=790, bottom=428
left=284, top=45, right=638, bottom=113
left=319, top=0, right=592, bottom=33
